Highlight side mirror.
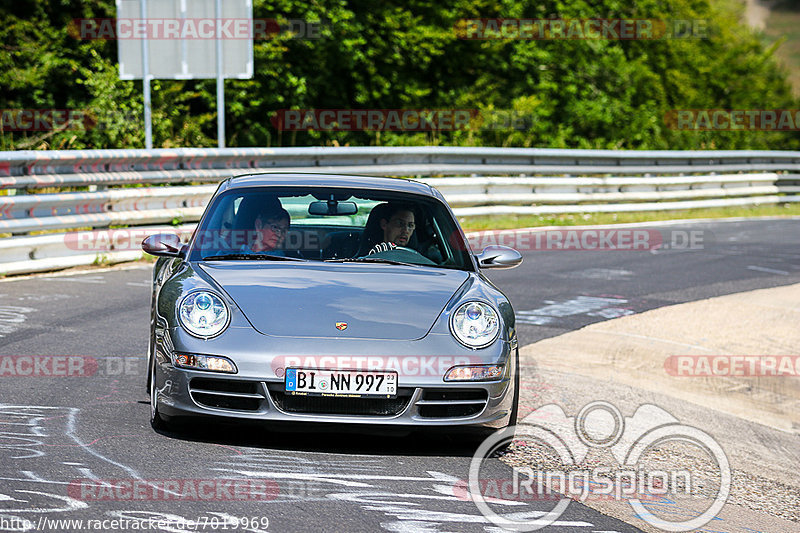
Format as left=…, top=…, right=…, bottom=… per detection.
left=142, top=233, right=186, bottom=258
left=475, top=245, right=523, bottom=269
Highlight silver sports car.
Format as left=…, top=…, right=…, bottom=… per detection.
left=143, top=173, right=522, bottom=436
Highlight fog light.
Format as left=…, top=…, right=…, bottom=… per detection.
left=174, top=353, right=236, bottom=373
left=444, top=365, right=503, bottom=382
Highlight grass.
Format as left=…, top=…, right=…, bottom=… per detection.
left=458, top=202, right=800, bottom=231
left=4, top=204, right=799, bottom=238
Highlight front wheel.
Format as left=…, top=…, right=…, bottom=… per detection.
left=149, top=355, right=169, bottom=431
left=507, top=348, right=520, bottom=427
left=467, top=350, right=520, bottom=452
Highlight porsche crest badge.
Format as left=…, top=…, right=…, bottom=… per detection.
left=335, top=322, right=348, bottom=331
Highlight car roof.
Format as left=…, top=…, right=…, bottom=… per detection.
left=221, top=172, right=437, bottom=197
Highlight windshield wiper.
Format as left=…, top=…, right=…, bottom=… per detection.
left=325, top=257, right=420, bottom=267
left=203, top=253, right=305, bottom=262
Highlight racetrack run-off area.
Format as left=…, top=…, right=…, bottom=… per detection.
left=0, top=218, right=798, bottom=532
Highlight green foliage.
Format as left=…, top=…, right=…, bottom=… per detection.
left=1, top=0, right=798, bottom=150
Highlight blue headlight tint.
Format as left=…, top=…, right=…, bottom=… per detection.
left=178, top=291, right=229, bottom=338
left=450, top=301, right=500, bottom=348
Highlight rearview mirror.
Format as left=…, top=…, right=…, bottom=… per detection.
left=475, top=245, right=523, bottom=269
left=142, top=233, right=186, bottom=258
left=308, top=200, right=358, bottom=216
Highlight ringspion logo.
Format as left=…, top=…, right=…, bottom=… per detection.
left=470, top=401, right=730, bottom=531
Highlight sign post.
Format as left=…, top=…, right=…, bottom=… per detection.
left=215, top=0, right=225, bottom=148
left=139, top=0, right=152, bottom=149
left=116, top=0, right=253, bottom=149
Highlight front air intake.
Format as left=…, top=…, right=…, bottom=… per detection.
left=415, top=388, right=489, bottom=418
left=189, top=378, right=267, bottom=412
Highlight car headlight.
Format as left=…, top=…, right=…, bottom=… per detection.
left=449, top=301, right=500, bottom=348
left=178, top=291, right=229, bottom=338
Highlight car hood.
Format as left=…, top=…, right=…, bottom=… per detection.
left=198, top=262, right=470, bottom=340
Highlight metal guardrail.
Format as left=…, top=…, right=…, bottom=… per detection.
left=1, top=147, right=799, bottom=275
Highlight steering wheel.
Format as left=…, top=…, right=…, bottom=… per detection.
left=366, top=242, right=438, bottom=265
left=394, top=246, right=420, bottom=254
left=367, top=242, right=422, bottom=255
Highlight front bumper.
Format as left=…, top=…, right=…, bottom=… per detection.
left=152, top=332, right=516, bottom=429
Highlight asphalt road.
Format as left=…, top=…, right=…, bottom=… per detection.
left=0, top=218, right=798, bottom=533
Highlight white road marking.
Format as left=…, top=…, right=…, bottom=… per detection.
left=0, top=264, right=149, bottom=283
left=747, top=265, right=789, bottom=276
left=0, top=489, right=87, bottom=514
left=553, top=268, right=633, bottom=280
left=0, top=405, right=181, bottom=501
left=43, top=276, right=106, bottom=284
left=0, top=306, right=35, bottom=337
left=12, top=294, right=71, bottom=302
left=517, top=296, right=629, bottom=326
left=328, top=492, right=593, bottom=526
left=587, top=308, right=634, bottom=319
left=210, top=468, right=450, bottom=487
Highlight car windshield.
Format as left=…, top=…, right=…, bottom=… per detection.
left=188, top=186, right=475, bottom=270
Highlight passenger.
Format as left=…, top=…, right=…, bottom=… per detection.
left=243, top=206, right=290, bottom=255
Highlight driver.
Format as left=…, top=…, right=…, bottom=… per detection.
left=368, top=203, right=416, bottom=254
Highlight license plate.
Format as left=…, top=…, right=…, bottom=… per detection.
left=285, top=368, right=397, bottom=398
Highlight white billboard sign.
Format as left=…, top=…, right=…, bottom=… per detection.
left=116, top=0, right=253, bottom=80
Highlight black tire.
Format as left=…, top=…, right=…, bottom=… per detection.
left=146, top=292, right=156, bottom=394
left=508, top=348, right=520, bottom=428
left=467, top=350, right=520, bottom=453
left=149, top=355, right=169, bottom=431
left=145, top=339, right=154, bottom=394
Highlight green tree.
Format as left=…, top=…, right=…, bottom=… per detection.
left=1, top=0, right=797, bottom=150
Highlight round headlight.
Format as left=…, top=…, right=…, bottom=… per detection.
left=179, top=291, right=229, bottom=338
left=450, top=301, right=500, bottom=348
